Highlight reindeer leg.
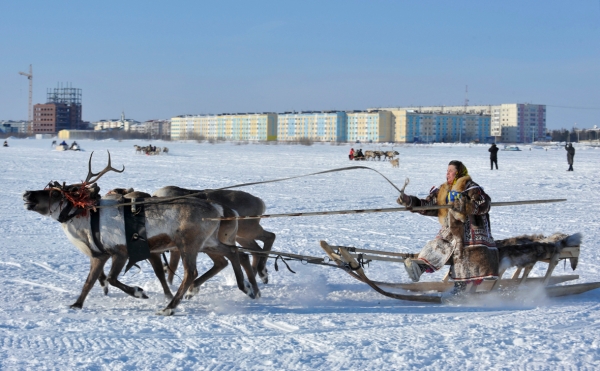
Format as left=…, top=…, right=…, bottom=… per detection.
left=236, top=237, right=262, bottom=277
left=226, top=246, right=256, bottom=299
left=239, top=252, right=261, bottom=298
left=98, top=271, right=108, bottom=295
left=184, top=253, right=228, bottom=300
left=158, top=248, right=199, bottom=316
left=254, top=229, right=276, bottom=284
left=165, top=250, right=181, bottom=285
left=106, top=252, right=149, bottom=300
left=148, top=253, right=173, bottom=300
left=71, top=255, right=109, bottom=309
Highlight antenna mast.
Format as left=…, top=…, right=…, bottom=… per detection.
left=18, top=65, right=33, bottom=134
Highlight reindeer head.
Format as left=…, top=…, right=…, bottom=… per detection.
left=23, top=152, right=124, bottom=222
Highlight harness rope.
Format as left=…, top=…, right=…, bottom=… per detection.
left=91, top=166, right=406, bottom=209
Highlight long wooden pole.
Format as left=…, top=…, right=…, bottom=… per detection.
left=203, top=198, right=566, bottom=221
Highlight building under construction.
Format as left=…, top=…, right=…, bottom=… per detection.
left=33, top=83, right=83, bottom=134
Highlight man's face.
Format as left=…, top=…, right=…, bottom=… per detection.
left=447, top=165, right=458, bottom=185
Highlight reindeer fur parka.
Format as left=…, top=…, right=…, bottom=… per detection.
left=406, top=175, right=499, bottom=281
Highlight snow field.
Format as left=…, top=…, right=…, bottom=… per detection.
left=1, top=139, right=599, bottom=370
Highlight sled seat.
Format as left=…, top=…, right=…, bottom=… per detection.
left=438, top=245, right=581, bottom=293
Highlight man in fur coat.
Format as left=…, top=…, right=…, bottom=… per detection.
left=397, top=160, right=499, bottom=293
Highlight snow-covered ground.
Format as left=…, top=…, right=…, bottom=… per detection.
left=2, top=139, right=600, bottom=370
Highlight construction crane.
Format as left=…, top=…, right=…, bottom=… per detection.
left=19, top=65, right=33, bottom=134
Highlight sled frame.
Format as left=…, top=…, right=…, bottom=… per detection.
left=318, top=240, right=600, bottom=302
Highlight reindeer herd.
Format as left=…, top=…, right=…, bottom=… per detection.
left=23, top=152, right=275, bottom=316
left=354, top=150, right=399, bottom=161
left=134, top=145, right=169, bottom=155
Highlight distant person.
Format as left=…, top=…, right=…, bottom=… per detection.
left=60, top=140, right=67, bottom=146
left=355, top=149, right=364, bottom=160
left=3, top=140, right=8, bottom=147
left=565, top=143, right=575, bottom=171
left=349, top=148, right=355, bottom=161
left=489, top=143, right=499, bottom=170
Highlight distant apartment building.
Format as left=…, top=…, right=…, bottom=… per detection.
left=1, top=120, right=29, bottom=134
left=384, top=109, right=491, bottom=143
left=126, top=120, right=170, bottom=138
left=277, top=111, right=347, bottom=142
left=94, top=112, right=140, bottom=131
left=32, top=84, right=83, bottom=134
left=144, top=120, right=170, bottom=138
left=170, top=113, right=277, bottom=141
left=346, top=110, right=393, bottom=143
left=378, top=104, right=546, bottom=143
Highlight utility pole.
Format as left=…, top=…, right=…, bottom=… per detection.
left=19, top=65, right=33, bottom=134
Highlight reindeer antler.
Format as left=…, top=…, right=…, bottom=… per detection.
left=83, top=151, right=125, bottom=185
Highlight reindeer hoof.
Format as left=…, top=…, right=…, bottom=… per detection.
left=184, top=287, right=199, bottom=300
left=244, top=280, right=256, bottom=299
left=99, top=280, right=109, bottom=295
left=69, top=303, right=83, bottom=309
left=259, top=269, right=269, bottom=284
left=133, top=287, right=149, bottom=299
left=156, top=308, right=174, bottom=316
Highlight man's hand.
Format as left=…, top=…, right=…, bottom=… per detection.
left=397, top=193, right=412, bottom=207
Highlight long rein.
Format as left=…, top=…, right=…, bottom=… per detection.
left=92, top=166, right=405, bottom=210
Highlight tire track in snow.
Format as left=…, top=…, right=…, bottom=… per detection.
left=1, top=333, right=182, bottom=354
left=30, top=261, right=78, bottom=281
left=7, top=279, right=73, bottom=293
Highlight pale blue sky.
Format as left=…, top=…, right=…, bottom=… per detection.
left=1, top=1, right=599, bottom=129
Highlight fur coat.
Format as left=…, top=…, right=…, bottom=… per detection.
left=406, top=175, right=499, bottom=281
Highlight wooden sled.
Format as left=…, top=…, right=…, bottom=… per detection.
left=319, top=240, right=600, bottom=304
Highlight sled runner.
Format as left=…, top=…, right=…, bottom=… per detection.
left=318, top=238, right=600, bottom=303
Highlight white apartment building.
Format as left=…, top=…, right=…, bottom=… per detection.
left=93, top=112, right=139, bottom=132
left=377, top=104, right=546, bottom=143
left=171, top=113, right=277, bottom=141
left=346, top=110, right=393, bottom=143
left=277, top=111, right=347, bottom=142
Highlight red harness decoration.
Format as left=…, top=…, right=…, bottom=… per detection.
left=47, top=183, right=99, bottom=218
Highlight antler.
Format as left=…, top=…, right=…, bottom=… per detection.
left=83, top=151, right=125, bottom=185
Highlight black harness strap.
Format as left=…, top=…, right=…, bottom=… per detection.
left=57, top=203, right=78, bottom=223
left=124, top=198, right=151, bottom=272
left=90, top=209, right=109, bottom=257
left=273, top=255, right=296, bottom=274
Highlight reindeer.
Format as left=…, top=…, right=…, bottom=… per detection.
left=105, top=187, right=263, bottom=300
left=390, top=158, right=399, bottom=168
left=23, top=152, right=259, bottom=315
left=153, top=186, right=276, bottom=285
left=162, top=147, right=169, bottom=154
left=384, top=150, right=399, bottom=160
